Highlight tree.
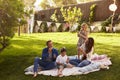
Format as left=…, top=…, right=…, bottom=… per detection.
left=50, top=10, right=58, bottom=22
left=51, top=7, right=82, bottom=31
left=39, top=0, right=52, bottom=9
left=53, top=0, right=77, bottom=7
left=39, top=0, right=77, bottom=9
left=89, top=4, right=97, bottom=23
left=23, top=0, right=36, bottom=6
left=0, top=0, right=25, bottom=51
left=77, top=0, right=95, bottom=3
left=60, top=7, right=83, bottom=30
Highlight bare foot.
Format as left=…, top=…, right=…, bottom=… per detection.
left=58, top=71, right=63, bottom=77
left=59, top=74, right=63, bottom=77
left=33, top=72, right=37, bottom=77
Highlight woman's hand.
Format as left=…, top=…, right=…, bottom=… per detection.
left=82, top=53, right=87, bottom=60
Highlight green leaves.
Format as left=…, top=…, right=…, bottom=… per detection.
left=0, top=0, right=25, bottom=50
left=50, top=10, right=58, bottom=22
left=60, top=7, right=82, bottom=26
left=89, top=4, right=97, bottom=23
left=51, top=6, right=82, bottom=31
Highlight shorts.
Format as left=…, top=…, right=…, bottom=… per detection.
left=57, top=64, right=67, bottom=69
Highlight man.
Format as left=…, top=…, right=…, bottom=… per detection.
left=33, top=40, right=58, bottom=77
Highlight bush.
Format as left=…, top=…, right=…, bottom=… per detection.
left=38, top=21, right=48, bottom=33
left=64, top=27, right=70, bottom=32
left=101, top=16, right=112, bottom=32
left=77, top=21, right=83, bottom=31
left=57, top=24, right=64, bottom=32
left=0, top=0, right=24, bottom=51
left=89, top=4, right=97, bottom=23
left=48, top=22, right=57, bottom=32
left=101, top=14, right=120, bottom=28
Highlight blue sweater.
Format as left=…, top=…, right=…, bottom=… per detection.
left=42, top=47, right=59, bottom=62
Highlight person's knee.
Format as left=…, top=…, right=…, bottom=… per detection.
left=83, top=60, right=91, bottom=65
left=34, top=57, right=40, bottom=61
left=78, top=60, right=91, bottom=67
left=78, top=48, right=80, bottom=51
left=83, top=60, right=90, bottom=66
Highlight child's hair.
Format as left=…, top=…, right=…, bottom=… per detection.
left=81, top=23, right=88, bottom=30
left=60, top=47, right=67, bottom=53
left=85, top=37, right=94, bottom=54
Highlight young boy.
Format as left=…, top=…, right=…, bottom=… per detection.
left=56, top=48, right=73, bottom=77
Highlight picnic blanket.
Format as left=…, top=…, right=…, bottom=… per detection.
left=24, top=53, right=112, bottom=76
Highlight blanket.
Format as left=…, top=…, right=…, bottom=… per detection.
left=24, top=54, right=112, bottom=76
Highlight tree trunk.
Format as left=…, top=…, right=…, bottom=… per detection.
left=18, top=26, right=20, bottom=36
left=0, top=35, right=7, bottom=51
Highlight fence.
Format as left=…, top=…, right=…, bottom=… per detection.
left=34, top=0, right=120, bottom=22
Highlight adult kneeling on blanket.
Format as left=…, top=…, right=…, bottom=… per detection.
left=33, top=40, right=59, bottom=77
left=70, top=37, right=94, bottom=67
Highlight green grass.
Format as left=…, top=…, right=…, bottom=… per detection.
left=0, top=32, right=120, bottom=80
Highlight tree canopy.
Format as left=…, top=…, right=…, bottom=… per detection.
left=0, top=0, right=25, bottom=50
left=39, top=0, right=77, bottom=9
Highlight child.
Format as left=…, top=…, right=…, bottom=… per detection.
left=77, top=23, right=89, bottom=58
left=56, top=48, right=73, bottom=77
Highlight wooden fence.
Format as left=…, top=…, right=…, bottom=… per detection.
left=34, top=0, right=120, bottom=22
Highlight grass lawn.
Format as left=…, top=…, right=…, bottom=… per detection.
left=0, top=32, right=120, bottom=80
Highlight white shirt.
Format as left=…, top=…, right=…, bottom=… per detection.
left=56, top=55, right=68, bottom=64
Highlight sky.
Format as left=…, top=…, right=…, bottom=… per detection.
left=34, top=0, right=42, bottom=11
left=33, top=0, right=96, bottom=11
left=34, top=0, right=56, bottom=11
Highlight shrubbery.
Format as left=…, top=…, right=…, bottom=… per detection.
left=38, top=21, right=48, bottom=33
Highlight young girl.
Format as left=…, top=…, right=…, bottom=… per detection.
left=77, top=23, right=89, bottom=58
left=56, top=48, right=73, bottom=77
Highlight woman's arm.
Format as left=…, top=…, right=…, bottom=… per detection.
left=87, top=47, right=94, bottom=61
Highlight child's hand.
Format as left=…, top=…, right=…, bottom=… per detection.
left=66, top=58, right=69, bottom=63
left=85, top=37, right=88, bottom=42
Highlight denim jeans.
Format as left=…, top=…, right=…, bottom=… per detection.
left=33, top=57, right=56, bottom=72
left=69, top=59, right=91, bottom=67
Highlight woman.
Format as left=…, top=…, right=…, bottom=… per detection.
left=70, top=37, right=94, bottom=67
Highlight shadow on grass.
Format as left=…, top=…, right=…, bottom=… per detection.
left=0, top=39, right=120, bottom=80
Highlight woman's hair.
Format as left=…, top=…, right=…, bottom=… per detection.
left=85, top=37, right=94, bottom=54
left=60, top=47, right=66, bottom=53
